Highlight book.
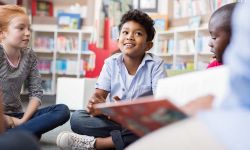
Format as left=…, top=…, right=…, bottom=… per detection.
left=93, top=96, right=187, bottom=137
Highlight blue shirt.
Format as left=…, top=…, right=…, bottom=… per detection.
left=220, top=2, right=250, bottom=109
left=95, top=53, right=166, bottom=102
left=198, top=110, right=250, bottom=150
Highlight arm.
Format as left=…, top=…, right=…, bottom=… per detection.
left=0, top=90, right=5, bottom=133
left=152, top=60, right=167, bottom=94
left=180, top=95, right=214, bottom=116
left=12, top=51, right=42, bottom=126
left=87, top=89, right=109, bottom=116
left=88, top=58, right=112, bottom=115
left=11, top=99, right=40, bottom=126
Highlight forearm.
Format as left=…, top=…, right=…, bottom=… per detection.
left=22, top=98, right=40, bottom=122
left=0, top=104, right=5, bottom=133
left=0, top=91, right=5, bottom=133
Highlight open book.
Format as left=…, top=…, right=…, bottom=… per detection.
left=93, top=96, right=187, bottom=137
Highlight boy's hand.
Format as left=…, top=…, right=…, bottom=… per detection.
left=180, top=95, right=214, bottom=116
left=87, top=93, right=106, bottom=116
left=113, top=96, right=121, bottom=102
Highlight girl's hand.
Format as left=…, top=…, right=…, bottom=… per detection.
left=11, top=117, right=25, bottom=126
left=4, top=115, right=26, bottom=128
left=4, top=115, right=15, bottom=128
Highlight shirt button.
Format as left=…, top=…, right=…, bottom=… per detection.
left=122, top=88, right=125, bottom=91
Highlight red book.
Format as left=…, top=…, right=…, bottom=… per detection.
left=94, top=97, right=187, bottom=137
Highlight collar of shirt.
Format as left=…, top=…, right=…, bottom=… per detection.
left=112, top=53, right=154, bottom=69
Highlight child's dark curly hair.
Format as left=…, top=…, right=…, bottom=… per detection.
left=118, top=9, right=155, bottom=41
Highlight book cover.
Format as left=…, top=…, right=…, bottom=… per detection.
left=94, top=97, right=187, bottom=137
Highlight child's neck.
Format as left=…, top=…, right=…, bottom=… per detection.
left=1, top=42, right=21, bottom=60
left=123, top=55, right=144, bottom=75
left=1, top=43, right=21, bottom=66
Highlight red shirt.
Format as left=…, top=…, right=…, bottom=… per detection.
left=207, top=60, right=223, bottom=68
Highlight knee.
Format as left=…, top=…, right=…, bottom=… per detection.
left=55, top=104, right=70, bottom=122
left=70, top=110, right=89, bottom=132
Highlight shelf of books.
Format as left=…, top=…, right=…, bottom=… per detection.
left=31, top=26, right=95, bottom=95
left=151, top=27, right=211, bottom=71
left=156, top=0, right=238, bottom=73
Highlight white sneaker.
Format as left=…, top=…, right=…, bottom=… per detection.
left=56, top=131, right=96, bottom=150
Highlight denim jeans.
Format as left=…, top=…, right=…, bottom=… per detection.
left=70, top=110, right=139, bottom=150
left=6, top=104, right=70, bottom=138
left=0, top=131, right=40, bottom=150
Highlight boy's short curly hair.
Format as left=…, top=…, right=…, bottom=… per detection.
left=118, top=9, right=155, bottom=41
left=210, top=3, right=237, bottom=34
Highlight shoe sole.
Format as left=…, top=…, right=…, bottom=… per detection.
left=56, top=131, right=71, bottom=150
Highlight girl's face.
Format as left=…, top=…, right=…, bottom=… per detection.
left=2, top=15, right=31, bottom=50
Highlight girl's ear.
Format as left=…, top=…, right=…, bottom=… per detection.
left=0, top=31, right=4, bottom=41
left=0, top=31, right=6, bottom=40
left=145, top=41, right=153, bottom=52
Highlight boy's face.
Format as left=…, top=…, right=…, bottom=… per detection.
left=208, top=19, right=230, bottom=63
left=118, top=21, right=153, bottom=59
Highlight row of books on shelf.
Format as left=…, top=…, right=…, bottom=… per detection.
left=56, top=59, right=94, bottom=75
left=176, top=62, right=194, bottom=70
left=156, top=39, right=174, bottom=54
left=57, top=36, right=78, bottom=52
left=196, top=36, right=210, bottom=53
left=173, top=0, right=238, bottom=19
left=174, top=0, right=210, bottom=19
left=38, top=59, right=52, bottom=74
left=22, top=79, right=52, bottom=94
left=176, top=39, right=196, bottom=54
left=156, top=36, right=210, bottom=55
left=34, top=36, right=90, bottom=52
left=164, top=61, right=209, bottom=70
left=210, top=0, right=238, bottom=11
left=164, top=62, right=194, bottom=70
left=38, top=58, right=95, bottom=75
left=34, top=36, right=54, bottom=51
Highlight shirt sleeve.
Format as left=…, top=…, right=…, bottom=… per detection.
left=152, top=59, right=167, bottom=94
left=95, top=59, right=111, bottom=92
left=27, top=51, right=43, bottom=103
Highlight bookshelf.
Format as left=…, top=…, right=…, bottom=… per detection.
left=30, top=25, right=95, bottom=95
left=150, top=0, right=238, bottom=72
left=20, top=0, right=101, bottom=95
left=151, top=28, right=211, bottom=71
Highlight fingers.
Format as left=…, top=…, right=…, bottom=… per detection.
left=113, top=96, right=121, bottom=102
left=4, top=115, right=15, bottom=128
left=87, top=94, right=105, bottom=113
